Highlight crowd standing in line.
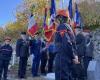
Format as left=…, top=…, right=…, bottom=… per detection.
left=0, top=11, right=94, bottom=80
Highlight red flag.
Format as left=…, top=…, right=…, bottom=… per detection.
left=44, top=23, right=56, bottom=42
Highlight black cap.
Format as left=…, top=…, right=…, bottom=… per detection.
left=21, top=32, right=26, bottom=35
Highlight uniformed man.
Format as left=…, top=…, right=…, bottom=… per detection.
left=0, top=37, right=13, bottom=80
left=16, top=32, right=30, bottom=79
left=30, top=33, right=42, bottom=77
left=54, top=10, right=79, bottom=80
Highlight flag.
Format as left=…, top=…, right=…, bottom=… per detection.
left=43, top=8, right=51, bottom=41
left=68, top=0, right=73, bottom=19
left=49, top=0, right=57, bottom=31
left=43, top=8, right=48, bottom=30
left=59, top=0, right=68, bottom=10
left=27, top=14, right=39, bottom=37
left=43, top=8, right=55, bottom=42
left=74, top=3, right=80, bottom=27
left=50, top=0, right=56, bottom=26
left=44, top=0, right=56, bottom=42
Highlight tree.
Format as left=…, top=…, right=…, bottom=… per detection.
left=78, top=1, right=100, bottom=30
left=0, top=27, right=5, bottom=42
left=4, top=21, right=27, bottom=42
left=16, top=0, right=50, bottom=26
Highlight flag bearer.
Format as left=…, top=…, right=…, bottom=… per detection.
left=30, top=32, right=42, bottom=77
left=54, top=10, right=79, bottom=80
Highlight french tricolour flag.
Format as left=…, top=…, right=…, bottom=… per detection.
left=74, top=3, right=81, bottom=27
left=27, top=14, right=39, bottom=37
left=49, top=0, right=56, bottom=29
left=68, top=0, right=73, bottom=20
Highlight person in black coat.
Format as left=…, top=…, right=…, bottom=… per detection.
left=0, top=37, right=13, bottom=80
left=73, top=27, right=86, bottom=80
left=54, top=10, right=79, bottom=80
left=16, top=32, right=30, bottom=79
left=83, top=33, right=94, bottom=78
left=75, top=28, right=86, bottom=58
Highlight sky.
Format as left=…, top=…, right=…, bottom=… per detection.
left=59, top=0, right=69, bottom=10
left=0, top=0, right=22, bottom=26
left=0, top=0, right=69, bottom=27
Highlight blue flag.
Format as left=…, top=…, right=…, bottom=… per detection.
left=43, top=8, right=48, bottom=29
left=74, top=3, right=80, bottom=27
left=50, top=0, right=56, bottom=25
left=68, top=0, right=73, bottom=19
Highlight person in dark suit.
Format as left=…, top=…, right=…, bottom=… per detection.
left=16, top=32, right=30, bottom=79
left=0, top=37, right=13, bottom=80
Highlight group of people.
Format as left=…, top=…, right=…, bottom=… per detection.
left=0, top=9, right=94, bottom=80
left=54, top=10, right=94, bottom=80
left=0, top=32, right=56, bottom=80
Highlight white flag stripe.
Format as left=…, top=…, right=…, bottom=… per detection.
left=59, top=0, right=69, bottom=10
left=74, top=13, right=77, bottom=23
left=28, top=16, right=35, bottom=29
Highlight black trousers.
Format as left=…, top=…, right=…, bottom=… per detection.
left=40, top=52, right=47, bottom=74
left=0, top=60, right=9, bottom=80
left=83, top=57, right=92, bottom=77
left=48, top=52, right=55, bottom=73
left=18, top=57, right=28, bottom=78
left=71, top=57, right=86, bottom=80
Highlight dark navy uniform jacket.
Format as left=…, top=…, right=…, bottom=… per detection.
left=55, top=23, right=75, bottom=63
left=16, top=39, right=30, bottom=57
left=0, top=44, right=13, bottom=61
left=30, top=39, right=42, bottom=56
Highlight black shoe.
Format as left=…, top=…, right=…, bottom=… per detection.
left=2, top=78, right=9, bottom=80
left=41, top=73, right=47, bottom=76
left=18, top=76, right=25, bottom=79
left=32, top=74, right=40, bottom=77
